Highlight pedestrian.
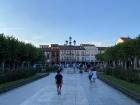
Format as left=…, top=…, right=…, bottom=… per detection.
left=88, top=69, right=93, bottom=82
left=55, top=70, right=63, bottom=95
left=58, top=64, right=63, bottom=72
left=92, top=68, right=97, bottom=83
left=79, top=64, right=83, bottom=73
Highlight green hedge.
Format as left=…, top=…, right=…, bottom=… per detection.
left=45, top=66, right=59, bottom=72
left=0, top=69, right=36, bottom=84
left=104, top=68, right=140, bottom=84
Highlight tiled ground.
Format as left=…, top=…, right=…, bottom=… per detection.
left=0, top=68, right=139, bottom=105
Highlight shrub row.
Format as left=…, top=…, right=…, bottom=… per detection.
left=0, top=69, right=36, bottom=84
left=46, top=66, right=59, bottom=72
left=104, top=68, right=140, bottom=84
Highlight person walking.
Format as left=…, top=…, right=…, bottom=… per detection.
left=55, top=70, right=63, bottom=95
left=92, top=68, right=97, bottom=83
left=88, top=69, right=93, bottom=82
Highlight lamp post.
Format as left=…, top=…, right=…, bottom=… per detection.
left=65, top=36, right=76, bottom=67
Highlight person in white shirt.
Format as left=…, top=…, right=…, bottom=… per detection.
left=92, top=68, right=97, bottom=83
left=88, top=69, right=93, bottom=82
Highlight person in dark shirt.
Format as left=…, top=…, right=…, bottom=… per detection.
left=55, top=70, right=63, bottom=95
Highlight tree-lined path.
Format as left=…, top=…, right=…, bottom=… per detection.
left=0, top=68, right=139, bottom=105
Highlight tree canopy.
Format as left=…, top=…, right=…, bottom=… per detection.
left=96, top=35, right=140, bottom=69
left=0, top=33, right=44, bottom=70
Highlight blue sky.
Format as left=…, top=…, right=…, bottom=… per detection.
left=0, top=0, right=140, bottom=47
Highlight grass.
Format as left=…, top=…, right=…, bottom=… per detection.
left=100, top=74, right=140, bottom=93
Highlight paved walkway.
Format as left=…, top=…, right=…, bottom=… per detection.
left=0, top=68, right=139, bottom=105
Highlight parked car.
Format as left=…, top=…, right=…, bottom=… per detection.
left=33, top=64, right=43, bottom=70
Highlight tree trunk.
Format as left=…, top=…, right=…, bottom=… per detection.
left=118, top=60, right=121, bottom=68
left=2, top=62, right=5, bottom=72
left=104, top=62, right=107, bottom=68
left=113, top=61, right=116, bottom=68
left=21, top=61, right=25, bottom=69
left=120, top=60, right=123, bottom=68
left=13, top=62, right=16, bottom=70
left=122, top=61, right=126, bottom=69
left=108, top=60, right=110, bottom=68
left=16, top=61, right=19, bottom=70
left=124, top=61, right=127, bottom=69
left=102, top=61, right=104, bottom=68
left=133, top=57, right=137, bottom=69
left=27, top=61, right=30, bottom=69
left=138, top=59, right=140, bottom=68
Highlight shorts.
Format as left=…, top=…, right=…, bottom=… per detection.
left=56, top=83, right=62, bottom=88
left=89, top=75, right=92, bottom=80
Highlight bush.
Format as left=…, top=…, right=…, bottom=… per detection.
left=104, top=68, right=140, bottom=84
left=46, top=66, right=59, bottom=72
left=0, top=69, right=36, bottom=84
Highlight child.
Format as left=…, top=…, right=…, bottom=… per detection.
left=55, top=70, right=63, bottom=95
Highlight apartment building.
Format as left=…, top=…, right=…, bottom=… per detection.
left=40, top=44, right=100, bottom=64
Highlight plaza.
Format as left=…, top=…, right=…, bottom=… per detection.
left=0, top=68, right=139, bottom=105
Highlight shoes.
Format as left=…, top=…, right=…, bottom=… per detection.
left=57, top=90, right=61, bottom=95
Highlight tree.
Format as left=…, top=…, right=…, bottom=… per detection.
left=0, top=34, right=45, bottom=71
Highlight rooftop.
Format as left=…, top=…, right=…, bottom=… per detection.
left=120, top=37, right=132, bottom=41
left=59, top=45, right=85, bottom=50
left=80, top=44, right=95, bottom=47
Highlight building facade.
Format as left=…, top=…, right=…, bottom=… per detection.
left=40, top=44, right=100, bottom=64
left=116, top=37, right=131, bottom=45
left=97, top=47, right=108, bottom=54
left=40, top=44, right=60, bottom=64
left=59, top=45, right=85, bottom=63
left=80, top=44, right=98, bottom=62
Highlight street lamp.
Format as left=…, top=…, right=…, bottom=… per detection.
left=65, top=36, right=76, bottom=66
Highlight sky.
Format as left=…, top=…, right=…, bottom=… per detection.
left=0, top=0, right=140, bottom=47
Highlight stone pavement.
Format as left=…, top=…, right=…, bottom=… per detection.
left=0, top=68, right=139, bottom=105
